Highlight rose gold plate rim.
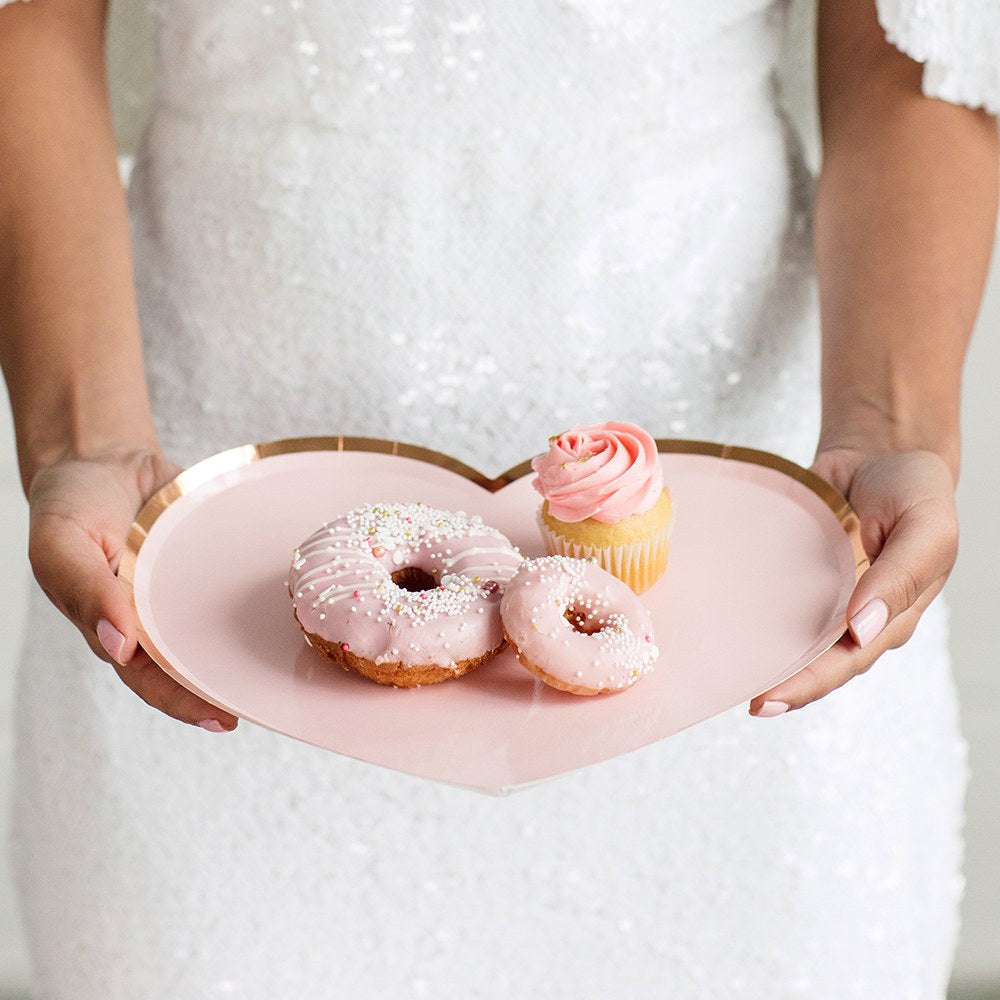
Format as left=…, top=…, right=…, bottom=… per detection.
left=119, top=435, right=867, bottom=601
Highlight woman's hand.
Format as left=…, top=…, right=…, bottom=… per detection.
left=27, top=449, right=239, bottom=732
left=757, top=0, right=998, bottom=717
left=0, top=1, right=237, bottom=730
left=749, top=447, right=958, bottom=716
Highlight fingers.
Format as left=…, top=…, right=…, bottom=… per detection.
left=30, top=509, right=238, bottom=732
left=113, top=649, right=239, bottom=732
left=749, top=452, right=957, bottom=717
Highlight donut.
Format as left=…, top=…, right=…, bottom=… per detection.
left=288, top=502, right=523, bottom=687
left=500, top=555, right=658, bottom=695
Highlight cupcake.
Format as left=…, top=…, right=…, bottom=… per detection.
left=531, top=421, right=674, bottom=593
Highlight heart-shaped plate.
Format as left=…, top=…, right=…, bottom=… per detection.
left=118, top=436, right=867, bottom=794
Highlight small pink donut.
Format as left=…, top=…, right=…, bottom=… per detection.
left=500, top=555, right=658, bottom=695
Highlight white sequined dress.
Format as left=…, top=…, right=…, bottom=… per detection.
left=7, top=1, right=999, bottom=997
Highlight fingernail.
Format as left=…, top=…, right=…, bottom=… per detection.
left=754, top=701, right=790, bottom=718
left=198, top=719, right=230, bottom=733
left=849, top=598, right=889, bottom=648
left=96, top=618, right=127, bottom=665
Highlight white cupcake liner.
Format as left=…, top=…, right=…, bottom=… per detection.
left=538, top=517, right=673, bottom=594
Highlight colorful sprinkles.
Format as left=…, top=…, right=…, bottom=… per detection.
left=288, top=502, right=523, bottom=668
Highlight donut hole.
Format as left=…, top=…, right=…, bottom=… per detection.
left=564, top=605, right=605, bottom=636
left=391, top=566, right=438, bottom=593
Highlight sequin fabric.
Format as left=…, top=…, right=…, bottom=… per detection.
left=7, top=0, right=983, bottom=997
left=877, top=0, right=1000, bottom=112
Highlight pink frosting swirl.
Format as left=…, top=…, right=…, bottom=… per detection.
left=531, top=422, right=664, bottom=524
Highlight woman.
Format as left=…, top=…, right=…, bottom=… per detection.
left=1, top=0, right=997, bottom=996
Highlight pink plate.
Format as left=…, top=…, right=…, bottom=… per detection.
left=120, top=437, right=867, bottom=794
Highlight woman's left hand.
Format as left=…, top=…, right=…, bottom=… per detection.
left=748, top=446, right=959, bottom=717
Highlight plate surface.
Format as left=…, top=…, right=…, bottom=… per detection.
left=120, top=437, right=866, bottom=794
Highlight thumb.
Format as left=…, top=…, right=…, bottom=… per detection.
left=747, top=494, right=955, bottom=716
left=845, top=495, right=956, bottom=649
left=29, top=512, right=140, bottom=666
left=31, top=511, right=240, bottom=731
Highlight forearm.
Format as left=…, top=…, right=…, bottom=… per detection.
left=815, top=0, right=998, bottom=479
left=0, top=0, right=157, bottom=492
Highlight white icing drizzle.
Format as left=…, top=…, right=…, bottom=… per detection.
left=288, top=502, right=523, bottom=667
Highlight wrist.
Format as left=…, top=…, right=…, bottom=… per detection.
left=817, top=404, right=961, bottom=482
left=15, top=387, right=160, bottom=494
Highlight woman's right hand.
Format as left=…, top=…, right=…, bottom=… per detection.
left=26, top=449, right=239, bottom=732
left=2, top=0, right=236, bottom=729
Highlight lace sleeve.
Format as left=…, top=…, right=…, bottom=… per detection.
left=877, top=0, right=1000, bottom=114
left=779, top=0, right=999, bottom=177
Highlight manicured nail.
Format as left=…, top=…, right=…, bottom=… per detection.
left=849, top=598, right=889, bottom=648
left=754, top=701, right=790, bottom=718
left=96, top=618, right=127, bottom=665
left=198, top=719, right=229, bottom=733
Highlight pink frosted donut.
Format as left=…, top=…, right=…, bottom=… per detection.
left=500, top=555, right=658, bottom=695
left=289, top=502, right=523, bottom=687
